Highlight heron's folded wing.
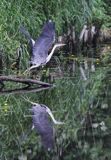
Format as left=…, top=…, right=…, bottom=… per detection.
left=32, top=113, right=54, bottom=150
left=31, top=37, right=53, bottom=64
left=41, top=131, right=54, bottom=150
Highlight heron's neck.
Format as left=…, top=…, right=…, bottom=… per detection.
left=46, top=45, right=56, bottom=63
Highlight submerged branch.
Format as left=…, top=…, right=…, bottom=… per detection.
left=0, top=86, right=53, bottom=95
left=0, top=75, right=53, bottom=95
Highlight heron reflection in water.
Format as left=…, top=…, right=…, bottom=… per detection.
left=20, top=20, right=65, bottom=73
left=25, top=99, right=64, bottom=151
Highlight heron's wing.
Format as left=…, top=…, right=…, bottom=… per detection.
left=31, top=36, right=53, bottom=65
left=30, top=21, right=55, bottom=65
left=32, top=113, right=54, bottom=150
left=41, top=130, right=54, bottom=150
left=20, top=25, right=35, bottom=49
left=41, top=21, right=55, bottom=41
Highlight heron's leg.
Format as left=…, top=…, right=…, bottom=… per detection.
left=46, top=107, right=64, bottom=125
left=23, top=64, right=40, bottom=75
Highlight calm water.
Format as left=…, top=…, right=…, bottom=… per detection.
left=0, top=45, right=111, bottom=159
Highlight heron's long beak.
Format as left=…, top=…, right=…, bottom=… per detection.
left=46, top=107, right=65, bottom=125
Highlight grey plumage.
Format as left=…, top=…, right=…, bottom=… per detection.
left=30, top=103, right=64, bottom=151
left=32, top=22, right=55, bottom=65
left=31, top=104, right=54, bottom=151
left=20, top=20, right=55, bottom=66
left=20, top=21, right=65, bottom=72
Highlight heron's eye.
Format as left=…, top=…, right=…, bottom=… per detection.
left=42, top=105, right=47, bottom=109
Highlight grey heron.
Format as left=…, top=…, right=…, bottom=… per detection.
left=25, top=99, right=64, bottom=151
left=20, top=20, right=65, bottom=73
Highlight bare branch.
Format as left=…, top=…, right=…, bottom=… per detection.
left=0, top=76, right=52, bottom=86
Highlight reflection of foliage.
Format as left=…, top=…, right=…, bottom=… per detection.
left=1, top=52, right=111, bottom=159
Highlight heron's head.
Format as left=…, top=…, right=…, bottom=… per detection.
left=31, top=104, right=47, bottom=115
left=28, top=102, right=40, bottom=112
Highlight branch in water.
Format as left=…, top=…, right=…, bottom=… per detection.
left=0, top=75, right=54, bottom=94
left=0, top=86, right=53, bottom=95
left=0, top=76, right=52, bottom=87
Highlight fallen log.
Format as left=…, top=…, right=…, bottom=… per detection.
left=0, top=75, right=53, bottom=94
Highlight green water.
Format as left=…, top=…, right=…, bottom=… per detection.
left=1, top=54, right=111, bottom=160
